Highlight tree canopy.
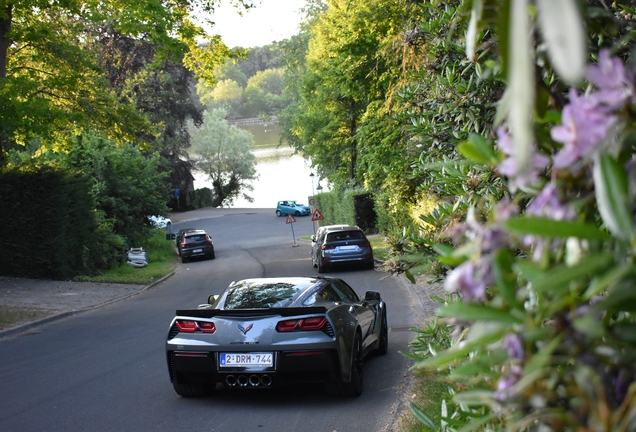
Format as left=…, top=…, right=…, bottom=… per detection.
left=189, top=108, right=258, bottom=207
left=0, top=0, right=253, bottom=164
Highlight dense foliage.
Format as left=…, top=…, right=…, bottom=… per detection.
left=0, top=168, right=122, bottom=279
left=280, top=0, right=636, bottom=429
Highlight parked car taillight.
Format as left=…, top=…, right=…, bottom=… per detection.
left=175, top=319, right=216, bottom=333
left=321, top=245, right=335, bottom=250
left=276, top=317, right=327, bottom=332
left=181, top=238, right=187, bottom=248
left=205, top=234, right=212, bottom=243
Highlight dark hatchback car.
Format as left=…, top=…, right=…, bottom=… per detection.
left=311, top=226, right=374, bottom=273
left=179, top=230, right=215, bottom=263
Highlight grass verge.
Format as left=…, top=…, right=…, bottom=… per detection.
left=0, top=306, right=55, bottom=331
left=393, top=368, right=448, bottom=431
left=74, top=230, right=178, bottom=285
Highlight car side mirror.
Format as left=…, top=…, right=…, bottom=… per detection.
left=208, top=295, right=218, bottom=305
left=364, top=291, right=381, bottom=301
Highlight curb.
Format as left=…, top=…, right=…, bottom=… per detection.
left=0, top=268, right=179, bottom=339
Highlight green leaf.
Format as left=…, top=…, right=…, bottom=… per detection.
left=593, top=153, right=633, bottom=240
left=409, top=403, right=438, bottom=429
left=583, top=263, right=634, bottom=300
left=524, top=335, right=561, bottom=375
left=493, top=249, right=521, bottom=308
left=412, top=328, right=507, bottom=369
left=502, top=216, right=609, bottom=240
left=405, top=269, right=416, bottom=284
left=594, top=277, right=636, bottom=312
left=432, top=243, right=455, bottom=256
left=437, top=302, right=523, bottom=324
left=530, top=253, right=614, bottom=294
left=536, top=0, right=586, bottom=85
left=457, top=134, right=496, bottom=165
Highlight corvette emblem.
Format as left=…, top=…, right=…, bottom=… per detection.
left=238, top=323, right=253, bottom=335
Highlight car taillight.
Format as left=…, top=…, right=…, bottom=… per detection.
left=175, top=320, right=216, bottom=333
left=299, top=317, right=327, bottom=330
left=181, top=239, right=187, bottom=248
left=360, top=241, right=371, bottom=248
left=205, top=234, right=212, bottom=244
left=175, top=320, right=197, bottom=332
left=321, top=245, right=335, bottom=250
left=276, top=317, right=327, bottom=332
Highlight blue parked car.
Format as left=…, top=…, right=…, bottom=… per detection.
left=276, top=200, right=311, bottom=217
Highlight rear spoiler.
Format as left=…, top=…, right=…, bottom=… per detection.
left=175, top=306, right=328, bottom=318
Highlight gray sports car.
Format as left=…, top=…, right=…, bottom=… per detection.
left=166, top=276, right=388, bottom=397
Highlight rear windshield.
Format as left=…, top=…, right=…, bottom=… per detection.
left=185, top=234, right=207, bottom=242
left=326, top=230, right=365, bottom=242
left=223, top=279, right=315, bottom=309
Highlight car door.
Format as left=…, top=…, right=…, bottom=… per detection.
left=330, top=279, right=375, bottom=343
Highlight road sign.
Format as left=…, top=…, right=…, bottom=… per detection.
left=308, top=196, right=315, bottom=206
left=311, top=209, right=324, bottom=221
left=286, top=214, right=297, bottom=224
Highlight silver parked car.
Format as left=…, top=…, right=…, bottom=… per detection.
left=166, top=276, right=388, bottom=397
left=311, top=226, right=374, bottom=273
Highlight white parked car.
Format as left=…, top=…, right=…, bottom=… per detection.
left=149, top=215, right=172, bottom=228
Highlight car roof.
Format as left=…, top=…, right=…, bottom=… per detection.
left=183, top=229, right=207, bottom=236
left=320, top=225, right=360, bottom=233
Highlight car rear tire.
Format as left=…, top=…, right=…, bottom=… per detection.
left=377, top=309, right=388, bottom=355
left=295, top=211, right=300, bottom=216
left=276, top=210, right=282, bottom=217
left=181, top=256, right=188, bottom=264
left=209, top=249, right=215, bottom=259
left=325, top=332, right=363, bottom=397
left=172, top=381, right=216, bottom=397
left=317, top=258, right=326, bottom=273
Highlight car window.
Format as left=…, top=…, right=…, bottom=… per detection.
left=330, top=279, right=360, bottom=303
left=326, top=230, right=365, bottom=242
left=303, top=285, right=342, bottom=305
left=186, top=234, right=206, bottom=242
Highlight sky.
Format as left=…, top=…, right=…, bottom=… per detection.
left=207, top=0, right=308, bottom=48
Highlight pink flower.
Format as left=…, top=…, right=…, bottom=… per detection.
left=444, top=260, right=486, bottom=303
left=495, top=364, right=523, bottom=401
left=524, top=184, right=576, bottom=261
left=526, top=184, right=576, bottom=220
left=503, top=334, right=524, bottom=361
left=551, top=89, right=617, bottom=168
left=496, top=128, right=549, bottom=190
left=587, top=49, right=634, bottom=110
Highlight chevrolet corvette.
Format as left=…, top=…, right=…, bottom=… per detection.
left=166, top=276, right=388, bottom=397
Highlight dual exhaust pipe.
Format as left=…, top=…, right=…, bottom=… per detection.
left=225, top=374, right=272, bottom=387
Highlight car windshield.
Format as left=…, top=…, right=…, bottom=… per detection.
left=186, top=235, right=206, bottom=242
left=223, top=279, right=315, bottom=309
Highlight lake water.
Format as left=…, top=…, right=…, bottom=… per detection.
left=192, top=123, right=324, bottom=208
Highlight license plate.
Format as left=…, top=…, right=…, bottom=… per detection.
left=220, top=352, right=273, bottom=367
left=193, top=248, right=203, bottom=253
left=339, top=245, right=356, bottom=250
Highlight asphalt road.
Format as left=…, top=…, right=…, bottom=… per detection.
left=0, top=209, right=421, bottom=432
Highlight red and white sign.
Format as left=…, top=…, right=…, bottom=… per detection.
left=286, top=214, right=297, bottom=224
left=311, top=209, right=324, bottom=221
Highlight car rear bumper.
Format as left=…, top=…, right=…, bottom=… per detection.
left=182, top=245, right=214, bottom=259
left=167, top=348, right=339, bottom=388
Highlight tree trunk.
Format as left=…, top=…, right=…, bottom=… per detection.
left=0, top=4, right=12, bottom=79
